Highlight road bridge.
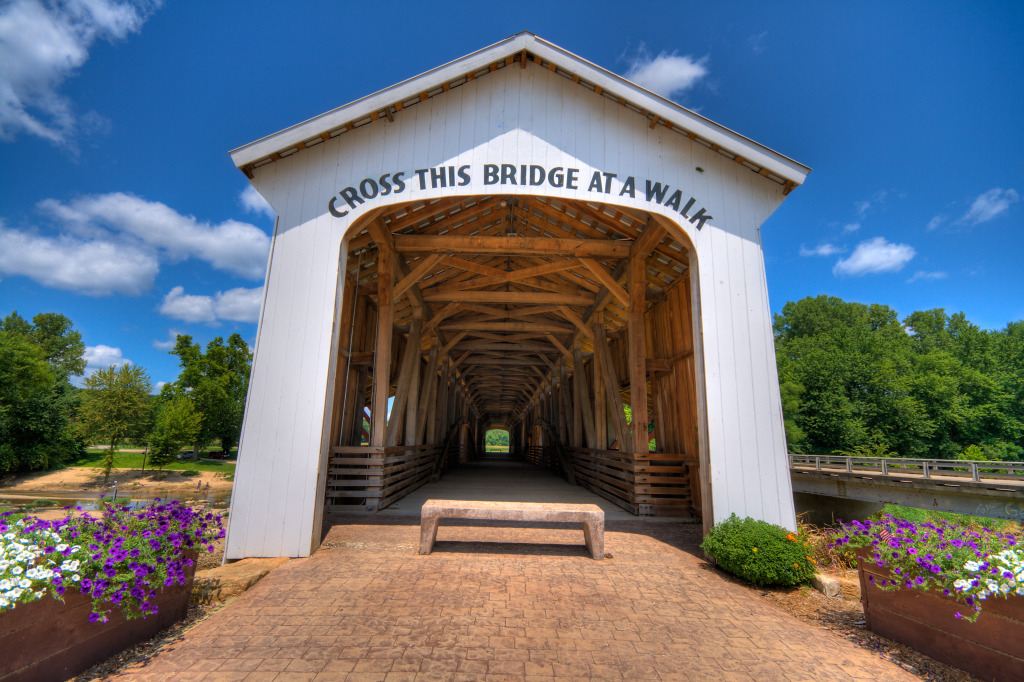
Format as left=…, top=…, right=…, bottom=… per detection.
left=790, top=455, right=1024, bottom=523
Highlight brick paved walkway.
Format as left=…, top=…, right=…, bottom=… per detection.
left=116, top=516, right=916, bottom=681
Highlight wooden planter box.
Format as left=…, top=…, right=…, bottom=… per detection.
left=0, top=555, right=196, bottom=682
left=858, top=553, right=1024, bottom=681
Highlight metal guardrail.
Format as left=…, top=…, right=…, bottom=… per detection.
left=789, top=455, right=1024, bottom=483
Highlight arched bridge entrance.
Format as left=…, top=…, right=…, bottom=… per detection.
left=325, top=195, right=702, bottom=519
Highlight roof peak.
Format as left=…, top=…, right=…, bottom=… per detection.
left=230, top=33, right=808, bottom=191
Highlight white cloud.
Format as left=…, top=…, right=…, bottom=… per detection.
left=907, top=270, right=947, bottom=283
left=154, top=380, right=167, bottom=392
left=749, top=31, right=767, bottom=55
left=159, top=285, right=263, bottom=325
left=240, top=185, right=275, bottom=219
left=833, top=237, right=915, bottom=276
left=624, top=47, right=708, bottom=100
left=83, top=344, right=130, bottom=375
left=39, top=192, right=271, bottom=279
left=214, top=286, right=263, bottom=322
left=159, top=286, right=216, bottom=323
left=959, top=188, right=1019, bottom=226
left=926, top=216, right=944, bottom=231
left=799, top=243, right=844, bottom=257
left=152, top=328, right=184, bottom=350
left=842, top=222, right=861, bottom=233
left=853, top=190, right=888, bottom=219
left=0, top=0, right=158, bottom=147
left=0, top=220, right=158, bottom=295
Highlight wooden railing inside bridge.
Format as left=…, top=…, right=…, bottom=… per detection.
left=325, top=426, right=479, bottom=512
left=522, top=445, right=697, bottom=517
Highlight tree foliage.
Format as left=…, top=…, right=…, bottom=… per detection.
left=78, top=364, right=153, bottom=482
left=484, top=430, right=509, bottom=446
left=775, top=296, right=1023, bottom=460
left=148, top=396, right=203, bottom=470
left=0, top=312, right=85, bottom=473
left=163, top=334, right=252, bottom=454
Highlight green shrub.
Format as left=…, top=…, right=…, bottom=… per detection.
left=700, top=514, right=817, bottom=586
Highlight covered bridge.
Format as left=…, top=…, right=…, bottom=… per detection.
left=224, top=32, right=810, bottom=559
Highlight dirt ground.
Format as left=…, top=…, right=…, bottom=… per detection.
left=0, top=466, right=233, bottom=496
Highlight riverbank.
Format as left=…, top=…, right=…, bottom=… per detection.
left=0, top=466, right=233, bottom=496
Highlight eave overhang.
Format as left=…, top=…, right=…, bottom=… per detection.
left=230, top=32, right=810, bottom=194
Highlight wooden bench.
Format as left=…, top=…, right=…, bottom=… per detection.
left=418, top=499, right=605, bottom=559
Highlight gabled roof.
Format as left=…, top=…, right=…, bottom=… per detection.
left=230, top=32, right=810, bottom=193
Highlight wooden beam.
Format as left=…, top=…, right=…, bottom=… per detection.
left=544, top=333, right=572, bottom=359
left=423, top=302, right=460, bottom=333
left=556, top=306, right=595, bottom=340
left=393, top=235, right=630, bottom=258
left=463, top=357, right=549, bottom=366
left=578, top=257, right=629, bottom=307
left=454, top=342, right=562, bottom=353
left=441, top=330, right=467, bottom=355
left=369, top=234, right=393, bottom=448
left=422, top=290, right=593, bottom=306
left=631, top=219, right=668, bottom=261
left=439, top=321, right=574, bottom=333
left=394, top=254, right=443, bottom=300
left=628, top=254, right=649, bottom=454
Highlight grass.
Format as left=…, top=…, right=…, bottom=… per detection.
left=800, top=503, right=1024, bottom=574
left=74, top=449, right=236, bottom=474
left=485, top=445, right=509, bottom=453
left=872, top=503, right=1020, bottom=534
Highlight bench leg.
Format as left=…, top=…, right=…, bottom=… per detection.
left=582, top=518, right=604, bottom=560
left=419, top=516, right=440, bottom=555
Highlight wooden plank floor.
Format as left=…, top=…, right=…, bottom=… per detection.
left=373, top=457, right=643, bottom=521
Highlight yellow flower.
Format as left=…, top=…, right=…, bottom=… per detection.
left=751, top=547, right=758, bottom=552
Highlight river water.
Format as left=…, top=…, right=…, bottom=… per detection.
left=0, top=488, right=231, bottom=511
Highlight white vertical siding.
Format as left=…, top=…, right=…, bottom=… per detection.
left=226, top=64, right=798, bottom=559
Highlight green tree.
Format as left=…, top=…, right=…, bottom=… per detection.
left=79, top=364, right=153, bottom=483
left=776, top=297, right=1023, bottom=461
left=774, top=296, right=928, bottom=456
left=0, top=327, right=83, bottom=473
left=164, top=334, right=252, bottom=454
left=148, top=396, right=203, bottom=471
left=1, top=311, right=86, bottom=377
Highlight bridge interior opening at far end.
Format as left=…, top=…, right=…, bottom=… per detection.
left=323, top=194, right=704, bottom=521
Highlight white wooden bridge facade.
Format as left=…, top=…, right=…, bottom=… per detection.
left=224, top=33, right=810, bottom=559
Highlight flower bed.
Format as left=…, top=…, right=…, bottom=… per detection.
left=833, top=515, right=1023, bottom=680
left=0, top=500, right=223, bottom=681
left=858, top=551, right=1024, bottom=680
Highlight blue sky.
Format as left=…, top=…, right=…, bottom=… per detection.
left=0, top=1, right=1021, bottom=389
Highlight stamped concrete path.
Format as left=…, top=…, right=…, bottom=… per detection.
left=114, top=513, right=916, bottom=680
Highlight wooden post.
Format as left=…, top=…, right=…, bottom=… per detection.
left=371, top=246, right=393, bottom=447
left=404, top=311, right=423, bottom=446
left=593, top=314, right=607, bottom=450
left=558, top=360, right=572, bottom=446
left=416, top=338, right=439, bottom=444
left=573, top=339, right=596, bottom=449
left=387, top=313, right=422, bottom=446
left=593, top=320, right=630, bottom=451
left=628, top=254, right=649, bottom=454
left=434, top=357, right=449, bottom=443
